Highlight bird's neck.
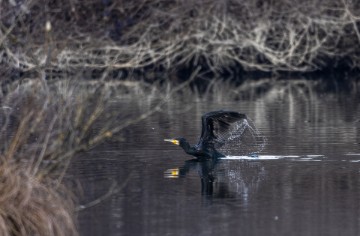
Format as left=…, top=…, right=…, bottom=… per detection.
left=180, top=141, right=195, bottom=154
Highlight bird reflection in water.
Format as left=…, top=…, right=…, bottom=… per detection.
left=164, top=158, right=219, bottom=196
left=164, top=158, right=267, bottom=203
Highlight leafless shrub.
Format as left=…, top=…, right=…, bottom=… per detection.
left=1, top=0, right=360, bottom=74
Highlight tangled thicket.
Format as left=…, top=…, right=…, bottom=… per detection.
left=1, top=0, right=360, bottom=77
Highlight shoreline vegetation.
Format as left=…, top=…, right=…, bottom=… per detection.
left=1, top=0, right=360, bottom=76
left=1, top=1, right=360, bottom=235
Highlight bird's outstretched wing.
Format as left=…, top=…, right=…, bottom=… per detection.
left=197, top=111, right=265, bottom=156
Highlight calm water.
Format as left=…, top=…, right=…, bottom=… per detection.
left=70, top=82, right=360, bottom=236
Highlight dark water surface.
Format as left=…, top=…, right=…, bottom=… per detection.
left=70, top=84, right=360, bottom=236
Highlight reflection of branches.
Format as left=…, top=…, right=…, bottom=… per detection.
left=1, top=0, right=360, bottom=73
left=0, top=67, right=200, bottom=181
left=76, top=172, right=133, bottom=210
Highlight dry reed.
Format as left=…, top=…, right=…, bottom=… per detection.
left=0, top=161, right=78, bottom=236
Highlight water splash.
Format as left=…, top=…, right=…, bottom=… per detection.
left=221, top=155, right=299, bottom=160
left=217, top=118, right=266, bottom=156
left=221, top=154, right=360, bottom=163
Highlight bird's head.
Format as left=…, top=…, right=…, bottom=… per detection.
left=164, top=138, right=187, bottom=146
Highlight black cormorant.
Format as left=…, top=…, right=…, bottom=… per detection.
left=165, top=110, right=262, bottom=159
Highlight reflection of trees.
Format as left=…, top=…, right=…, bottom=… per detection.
left=201, top=79, right=360, bottom=155
left=0, top=80, right=155, bottom=177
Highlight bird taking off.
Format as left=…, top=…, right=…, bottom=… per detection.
left=164, top=110, right=265, bottom=160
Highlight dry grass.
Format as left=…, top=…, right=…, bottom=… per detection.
left=0, top=162, right=77, bottom=236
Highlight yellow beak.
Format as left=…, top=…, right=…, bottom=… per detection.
left=164, top=139, right=180, bottom=145
left=164, top=168, right=180, bottom=178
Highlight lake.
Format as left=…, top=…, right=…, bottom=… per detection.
left=70, top=79, right=360, bottom=236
